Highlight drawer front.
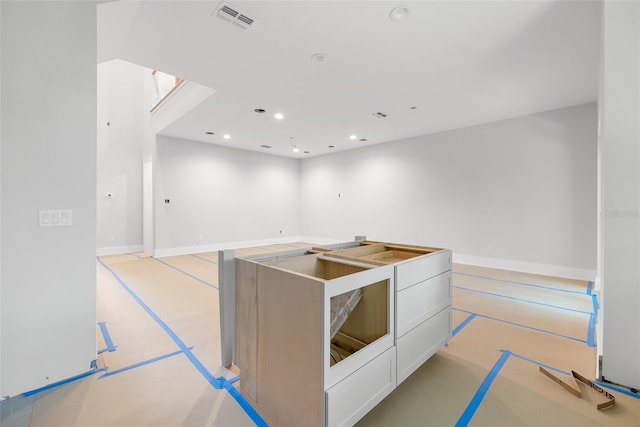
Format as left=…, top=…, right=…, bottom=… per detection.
left=395, top=249, right=451, bottom=291
left=325, top=347, right=396, bottom=427
left=396, top=271, right=451, bottom=337
left=396, top=306, right=451, bottom=385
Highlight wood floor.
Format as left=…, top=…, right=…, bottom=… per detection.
left=1, top=242, right=638, bottom=426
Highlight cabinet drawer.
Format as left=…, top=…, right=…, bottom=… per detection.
left=395, top=249, right=451, bottom=291
left=396, top=271, right=451, bottom=337
left=325, top=347, right=396, bottom=427
left=396, top=306, right=451, bottom=385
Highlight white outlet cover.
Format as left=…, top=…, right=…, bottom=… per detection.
left=39, top=209, right=72, bottom=227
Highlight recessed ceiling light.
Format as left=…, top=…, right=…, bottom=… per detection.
left=304, top=151, right=310, bottom=154
left=223, top=134, right=231, bottom=140
left=328, top=145, right=335, bottom=148
left=260, top=145, right=272, bottom=149
left=292, top=147, right=300, bottom=153
left=311, top=53, right=327, bottom=63
left=349, top=135, right=357, bottom=140
left=254, top=108, right=266, bottom=113
left=389, top=5, right=409, bottom=21
left=274, top=113, right=284, bottom=120
left=360, top=138, right=368, bottom=142
left=205, top=131, right=215, bottom=135
left=410, top=106, right=417, bottom=110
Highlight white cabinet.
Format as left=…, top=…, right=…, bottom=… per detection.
left=224, top=240, right=452, bottom=426
left=396, top=306, right=451, bottom=384
left=325, top=347, right=396, bottom=427
left=323, top=243, right=452, bottom=387
left=395, top=272, right=451, bottom=337
left=235, top=252, right=394, bottom=427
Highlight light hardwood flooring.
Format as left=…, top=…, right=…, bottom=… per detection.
left=1, top=242, right=638, bottom=426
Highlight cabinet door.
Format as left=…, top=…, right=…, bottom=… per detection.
left=396, top=306, right=451, bottom=385
left=325, top=347, right=396, bottom=427
left=395, top=249, right=451, bottom=291
left=396, top=271, right=451, bottom=337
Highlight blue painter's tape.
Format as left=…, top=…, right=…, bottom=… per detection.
left=455, top=350, right=512, bottom=427
left=587, top=313, right=596, bottom=347
left=190, top=254, right=218, bottom=265
left=153, top=258, right=218, bottom=290
left=507, top=349, right=640, bottom=399
left=586, top=280, right=594, bottom=295
left=99, top=348, right=193, bottom=379
left=453, top=272, right=586, bottom=295
left=97, top=258, right=222, bottom=386
left=22, top=368, right=107, bottom=397
left=90, top=359, right=97, bottom=369
left=586, top=294, right=598, bottom=347
left=595, top=381, right=640, bottom=399
left=453, top=308, right=590, bottom=346
left=97, top=257, right=267, bottom=426
left=452, top=313, right=476, bottom=337
left=225, top=383, right=269, bottom=427
left=453, top=285, right=592, bottom=315
left=97, top=321, right=116, bottom=353
left=226, top=375, right=240, bottom=385
left=506, top=350, right=571, bottom=376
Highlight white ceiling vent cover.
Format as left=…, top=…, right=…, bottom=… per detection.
left=215, top=2, right=255, bottom=30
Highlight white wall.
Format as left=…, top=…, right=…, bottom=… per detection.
left=97, top=60, right=144, bottom=254
left=0, top=1, right=97, bottom=396
left=599, top=1, right=640, bottom=389
left=0, top=0, right=4, bottom=394
left=141, top=72, right=215, bottom=253
left=154, top=136, right=300, bottom=256
left=301, top=103, right=597, bottom=279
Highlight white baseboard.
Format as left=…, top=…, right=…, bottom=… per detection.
left=99, top=240, right=596, bottom=283
left=453, top=253, right=596, bottom=281
left=97, top=244, right=144, bottom=256
left=593, top=276, right=602, bottom=292
left=153, top=236, right=315, bottom=258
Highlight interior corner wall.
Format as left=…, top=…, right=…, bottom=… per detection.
left=599, top=0, right=640, bottom=389
left=154, top=136, right=300, bottom=256
left=300, top=103, right=597, bottom=278
left=97, top=60, right=144, bottom=254
left=0, top=1, right=97, bottom=396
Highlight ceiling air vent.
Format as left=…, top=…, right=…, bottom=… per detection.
left=215, top=2, right=255, bottom=30
left=373, top=112, right=388, bottom=119
left=219, top=5, right=238, bottom=20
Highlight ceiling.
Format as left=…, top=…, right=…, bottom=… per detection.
left=98, top=1, right=601, bottom=158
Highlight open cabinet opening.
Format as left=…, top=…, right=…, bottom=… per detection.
left=330, top=280, right=388, bottom=366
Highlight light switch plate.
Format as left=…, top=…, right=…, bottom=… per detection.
left=39, top=209, right=72, bottom=227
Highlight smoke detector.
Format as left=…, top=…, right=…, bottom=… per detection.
left=215, top=2, right=255, bottom=30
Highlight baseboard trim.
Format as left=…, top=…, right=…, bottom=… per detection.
left=593, top=276, right=602, bottom=292
left=153, top=236, right=316, bottom=258
left=453, top=253, right=596, bottom=281
left=98, top=241, right=596, bottom=282
left=97, top=244, right=144, bottom=256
